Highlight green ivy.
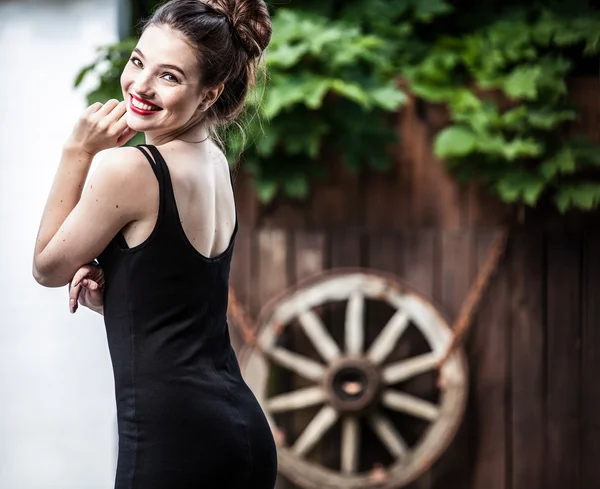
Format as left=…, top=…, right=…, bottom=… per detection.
left=400, top=5, right=600, bottom=212
left=225, top=7, right=407, bottom=201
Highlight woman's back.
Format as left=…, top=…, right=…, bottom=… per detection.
left=118, top=140, right=237, bottom=259
left=98, top=144, right=277, bottom=489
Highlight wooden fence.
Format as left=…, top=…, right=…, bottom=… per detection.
left=226, top=77, right=600, bottom=489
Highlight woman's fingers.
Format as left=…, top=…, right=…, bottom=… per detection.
left=69, top=264, right=104, bottom=314
left=116, top=126, right=137, bottom=147
left=106, top=100, right=128, bottom=126
left=71, top=266, right=91, bottom=288
left=83, top=102, right=104, bottom=116
left=69, top=282, right=82, bottom=313
left=95, top=99, right=121, bottom=118
left=113, top=109, right=129, bottom=134
left=69, top=268, right=91, bottom=313
left=82, top=279, right=99, bottom=291
left=69, top=280, right=100, bottom=313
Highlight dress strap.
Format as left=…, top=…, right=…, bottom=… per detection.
left=134, top=145, right=160, bottom=179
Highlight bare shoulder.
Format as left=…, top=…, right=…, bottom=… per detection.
left=83, top=146, right=157, bottom=218
left=89, top=146, right=157, bottom=190
left=95, top=146, right=151, bottom=176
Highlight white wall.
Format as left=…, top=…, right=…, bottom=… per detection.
left=0, top=1, right=121, bottom=488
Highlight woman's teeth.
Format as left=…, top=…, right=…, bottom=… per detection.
left=131, top=96, right=160, bottom=111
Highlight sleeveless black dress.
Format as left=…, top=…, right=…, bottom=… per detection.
left=97, top=144, right=277, bottom=489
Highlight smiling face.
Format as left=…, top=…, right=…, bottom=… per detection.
left=120, top=24, right=205, bottom=137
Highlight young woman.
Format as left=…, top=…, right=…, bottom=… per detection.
left=32, top=1, right=277, bottom=487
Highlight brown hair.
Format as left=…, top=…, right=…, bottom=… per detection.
left=143, top=0, right=272, bottom=128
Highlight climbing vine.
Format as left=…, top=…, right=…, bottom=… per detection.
left=400, top=5, right=600, bottom=211
left=75, top=0, right=600, bottom=210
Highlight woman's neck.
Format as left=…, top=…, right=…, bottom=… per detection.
left=144, top=119, right=209, bottom=146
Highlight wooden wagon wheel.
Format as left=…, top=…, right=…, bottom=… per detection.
left=241, top=268, right=468, bottom=489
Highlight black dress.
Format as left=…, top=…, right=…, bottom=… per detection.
left=97, top=144, right=277, bottom=489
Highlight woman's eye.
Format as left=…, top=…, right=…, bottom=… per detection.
left=163, top=73, right=178, bottom=83
left=130, top=57, right=142, bottom=68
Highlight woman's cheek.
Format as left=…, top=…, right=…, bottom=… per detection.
left=120, top=70, right=128, bottom=94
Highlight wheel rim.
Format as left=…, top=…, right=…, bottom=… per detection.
left=242, top=269, right=468, bottom=489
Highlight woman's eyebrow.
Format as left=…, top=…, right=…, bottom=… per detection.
left=133, top=48, right=187, bottom=78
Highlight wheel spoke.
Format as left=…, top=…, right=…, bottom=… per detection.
left=265, top=386, right=326, bottom=413
left=292, top=405, right=339, bottom=456
left=382, top=389, right=440, bottom=421
left=341, top=416, right=360, bottom=474
left=368, top=412, right=409, bottom=459
left=381, top=352, right=440, bottom=385
left=298, top=310, right=341, bottom=363
left=345, top=291, right=365, bottom=354
left=265, top=346, right=325, bottom=382
left=366, top=309, right=410, bottom=364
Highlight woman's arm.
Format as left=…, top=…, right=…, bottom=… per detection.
left=32, top=146, right=146, bottom=287
left=33, top=143, right=95, bottom=265
left=32, top=100, right=142, bottom=287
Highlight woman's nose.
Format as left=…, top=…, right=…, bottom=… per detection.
left=131, top=73, right=154, bottom=97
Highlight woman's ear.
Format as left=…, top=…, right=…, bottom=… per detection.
left=199, top=84, right=225, bottom=112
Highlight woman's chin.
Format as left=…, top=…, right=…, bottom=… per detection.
left=126, top=114, right=151, bottom=132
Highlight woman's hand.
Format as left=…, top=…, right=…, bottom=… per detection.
left=69, top=264, right=105, bottom=315
left=66, top=99, right=137, bottom=156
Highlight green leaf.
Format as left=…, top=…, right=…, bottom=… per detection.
left=255, top=179, right=279, bottom=203
left=434, top=126, right=477, bottom=157
left=503, top=66, right=541, bottom=100
left=74, top=62, right=97, bottom=87
left=330, top=80, right=370, bottom=107
left=496, top=173, right=546, bottom=206
left=540, top=147, right=576, bottom=179
left=304, top=79, right=333, bottom=109
left=267, top=43, right=310, bottom=68
left=370, top=85, right=407, bottom=111
left=574, top=186, right=600, bottom=210
left=523, top=180, right=545, bottom=206
left=413, top=0, right=453, bottom=22
left=555, top=184, right=600, bottom=212
left=496, top=179, right=521, bottom=203
left=501, top=138, right=543, bottom=161
left=283, top=175, right=310, bottom=199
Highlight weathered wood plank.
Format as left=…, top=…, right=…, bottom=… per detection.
left=431, top=230, right=474, bottom=489
left=403, top=230, right=437, bottom=299
left=470, top=230, right=509, bottom=489
left=232, top=170, right=258, bottom=228
left=256, top=229, right=290, bottom=312
left=311, top=157, right=360, bottom=229
left=229, top=226, right=252, bottom=353
left=582, top=232, right=600, bottom=487
left=363, top=173, right=403, bottom=231
left=413, top=104, right=461, bottom=229
left=546, top=233, right=582, bottom=489
left=511, top=232, right=544, bottom=489
left=294, top=232, right=326, bottom=283
left=261, top=199, right=309, bottom=229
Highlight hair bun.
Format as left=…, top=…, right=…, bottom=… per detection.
left=205, top=0, right=272, bottom=57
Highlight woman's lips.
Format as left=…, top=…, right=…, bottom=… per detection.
left=129, top=94, right=162, bottom=115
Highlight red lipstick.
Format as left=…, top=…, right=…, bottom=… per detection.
left=129, top=94, right=162, bottom=116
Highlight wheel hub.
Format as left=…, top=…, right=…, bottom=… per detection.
left=323, top=357, right=381, bottom=414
